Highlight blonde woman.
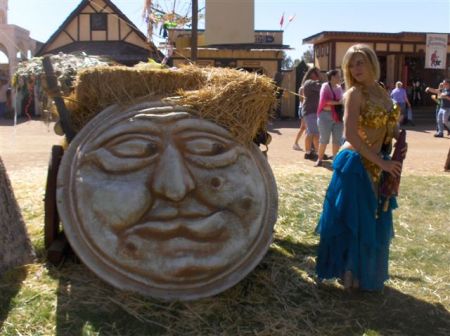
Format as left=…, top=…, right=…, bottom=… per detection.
left=315, top=44, right=404, bottom=291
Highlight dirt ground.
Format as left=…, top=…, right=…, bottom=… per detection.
left=0, top=118, right=449, bottom=176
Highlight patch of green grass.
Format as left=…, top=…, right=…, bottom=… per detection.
left=1, top=169, right=449, bottom=335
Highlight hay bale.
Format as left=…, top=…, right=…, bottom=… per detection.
left=0, top=157, right=35, bottom=275
left=63, top=64, right=277, bottom=144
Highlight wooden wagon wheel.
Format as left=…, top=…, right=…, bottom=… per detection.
left=44, top=144, right=64, bottom=249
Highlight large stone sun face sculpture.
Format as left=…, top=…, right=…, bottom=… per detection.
left=57, top=101, right=278, bottom=300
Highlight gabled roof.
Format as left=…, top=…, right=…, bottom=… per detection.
left=35, top=0, right=162, bottom=62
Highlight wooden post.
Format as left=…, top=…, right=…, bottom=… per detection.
left=42, top=56, right=76, bottom=142
left=191, top=0, right=198, bottom=63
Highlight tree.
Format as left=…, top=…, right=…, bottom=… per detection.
left=302, top=46, right=314, bottom=64
left=281, top=55, right=293, bottom=70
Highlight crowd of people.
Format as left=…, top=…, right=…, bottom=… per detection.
left=294, top=60, right=449, bottom=164
left=293, top=67, right=347, bottom=166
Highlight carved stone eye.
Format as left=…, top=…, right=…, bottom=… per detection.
left=185, top=138, right=228, bottom=156
left=212, top=143, right=226, bottom=155
left=109, top=139, right=159, bottom=158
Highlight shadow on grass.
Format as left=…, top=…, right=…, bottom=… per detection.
left=0, top=268, right=28, bottom=330
left=274, top=238, right=450, bottom=335
left=390, top=274, right=424, bottom=283
left=39, top=236, right=450, bottom=336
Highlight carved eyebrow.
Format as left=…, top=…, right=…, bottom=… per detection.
left=83, top=118, right=163, bottom=152
left=133, top=111, right=191, bottom=122
left=170, top=118, right=233, bottom=140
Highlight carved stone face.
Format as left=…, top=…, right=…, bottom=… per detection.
left=57, top=102, right=277, bottom=300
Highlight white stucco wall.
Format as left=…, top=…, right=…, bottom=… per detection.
left=205, top=0, right=254, bottom=45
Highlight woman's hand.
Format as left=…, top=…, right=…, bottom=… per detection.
left=380, top=160, right=402, bottom=178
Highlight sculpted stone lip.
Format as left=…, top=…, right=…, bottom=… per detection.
left=124, top=211, right=227, bottom=242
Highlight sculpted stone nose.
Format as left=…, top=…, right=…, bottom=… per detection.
left=151, top=143, right=195, bottom=201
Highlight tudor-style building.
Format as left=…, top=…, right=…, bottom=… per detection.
left=36, top=0, right=162, bottom=65
left=303, top=31, right=450, bottom=93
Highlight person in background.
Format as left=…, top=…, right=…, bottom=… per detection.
left=0, top=79, right=8, bottom=118
left=426, top=79, right=450, bottom=138
left=429, top=82, right=443, bottom=134
left=412, top=79, right=423, bottom=106
left=273, top=72, right=284, bottom=119
left=292, top=85, right=306, bottom=151
left=300, top=67, right=322, bottom=160
left=315, top=44, right=404, bottom=291
left=315, top=69, right=344, bottom=167
left=390, top=81, right=412, bottom=125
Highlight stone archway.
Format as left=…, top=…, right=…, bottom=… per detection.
left=0, top=24, right=37, bottom=81
left=0, top=0, right=38, bottom=113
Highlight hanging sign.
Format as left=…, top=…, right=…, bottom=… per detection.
left=425, top=34, right=448, bottom=69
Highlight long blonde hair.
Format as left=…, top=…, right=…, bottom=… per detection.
left=342, top=44, right=380, bottom=90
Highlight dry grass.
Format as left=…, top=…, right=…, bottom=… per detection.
left=63, top=65, right=277, bottom=144
left=1, top=167, right=449, bottom=336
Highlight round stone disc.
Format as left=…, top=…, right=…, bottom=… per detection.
left=57, top=100, right=278, bottom=300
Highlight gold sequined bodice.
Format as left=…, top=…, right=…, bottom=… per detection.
left=358, top=97, right=400, bottom=183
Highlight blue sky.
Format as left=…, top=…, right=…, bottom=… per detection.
left=6, top=0, right=450, bottom=60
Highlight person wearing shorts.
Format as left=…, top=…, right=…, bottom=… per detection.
left=315, top=69, right=344, bottom=167
left=292, top=87, right=307, bottom=151
left=300, top=67, right=322, bottom=160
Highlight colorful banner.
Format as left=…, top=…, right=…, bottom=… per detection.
left=425, top=34, right=448, bottom=69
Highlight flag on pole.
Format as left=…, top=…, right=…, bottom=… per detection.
left=279, top=12, right=285, bottom=28
left=288, top=14, right=296, bottom=22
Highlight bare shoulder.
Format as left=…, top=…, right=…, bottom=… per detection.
left=344, top=86, right=363, bottom=102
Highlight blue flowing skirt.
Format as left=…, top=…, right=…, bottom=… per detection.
left=315, top=149, right=397, bottom=291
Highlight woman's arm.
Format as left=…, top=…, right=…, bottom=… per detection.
left=298, top=86, right=305, bottom=102
left=330, top=86, right=344, bottom=105
left=344, top=87, right=402, bottom=177
left=317, top=83, right=337, bottom=111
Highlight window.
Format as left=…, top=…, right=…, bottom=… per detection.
left=91, top=13, right=107, bottom=31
